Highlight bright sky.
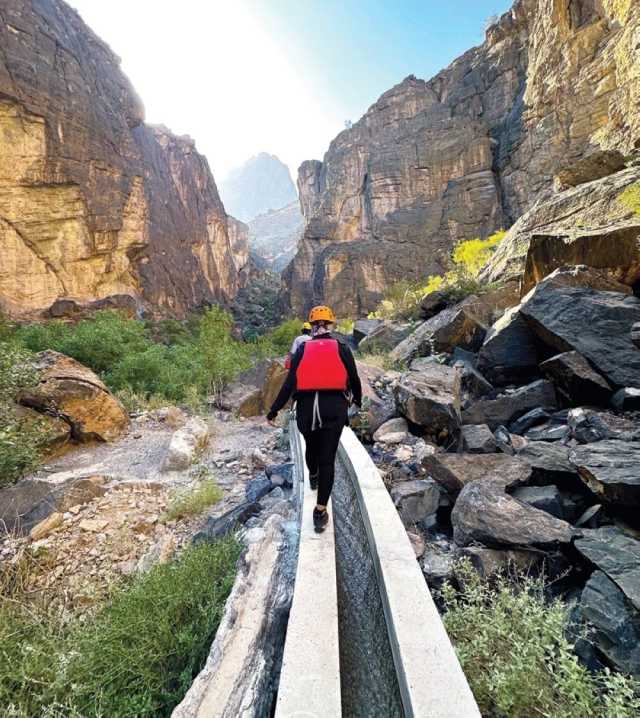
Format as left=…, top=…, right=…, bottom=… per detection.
left=68, top=0, right=512, bottom=182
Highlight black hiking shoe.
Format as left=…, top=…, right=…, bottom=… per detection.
left=309, top=472, right=319, bottom=491
left=313, top=508, right=329, bottom=533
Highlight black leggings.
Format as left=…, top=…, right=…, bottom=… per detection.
left=303, top=425, right=344, bottom=506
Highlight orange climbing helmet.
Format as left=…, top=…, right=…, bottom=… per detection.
left=308, top=305, right=336, bottom=324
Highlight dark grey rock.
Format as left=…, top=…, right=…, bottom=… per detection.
left=193, top=501, right=262, bottom=543
left=579, top=570, right=640, bottom=677
left=454, top=359, right=494, bottom=400
left=524, top=422, right=570, bottom=442
left=462, top=379, right=558, bottom=430
left=452, top=480, right=574, bottom=549
left=390, top=479, right=440, bottom=525
left=353, top=319, right=383, bottom=345
left=452, top=347, right=478, bottom=367
left=574, top=527, right=640, bottom=611
left=422, top=452, right=531, bottom=493
left=632, top=322, right=640, bottom=351
left=460, top=424, right=497, bottom=454
left=519, top=273, right=640, bottom=389
left=515, top=441, right=579, bottom=484
left=570, top=440, right=640, bottom=507
left=611, top=387, right=640, bottom=411
left=540, top=350, right=612, bottom=405
left=358, top=321, right=413, bottom=353
left=394, top=364, right=461, bottom=441
left=265, top=463, right=294, bottom=488
left=419, top=290, right=451, bottom=320
left=420, top=546, right=456, bottom=588
left=477, top=306, right=541, bottom=385
left=511, top=485, right=564, bottom=519
left=390, top=304, right=486, bottom=364
left=246, top=476, right=273, bottom=503
left=568, top=407, right=639, bottom=444
left=509, top=408, right=550, bottom=435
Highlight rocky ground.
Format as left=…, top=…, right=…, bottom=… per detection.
left=349, top=264, right=640, bottom=679
left=0, top=399, right=289, bottom=618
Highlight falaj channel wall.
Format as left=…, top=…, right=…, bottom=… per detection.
left=277, top=423, right=480, bottom=717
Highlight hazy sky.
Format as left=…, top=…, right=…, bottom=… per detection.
left=68, top=0, right=512, bottom=182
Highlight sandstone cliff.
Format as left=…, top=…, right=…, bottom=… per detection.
left=0, top=0, right=248, bottom=318
left=286, top=0, right=640, bottom=316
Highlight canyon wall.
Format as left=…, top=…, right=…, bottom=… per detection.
left=285, top=0, right=640, bottom=317
left=0, top=0, right=248, bottom=318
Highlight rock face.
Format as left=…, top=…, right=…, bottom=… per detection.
left=519, top=272, right=640, bottom=389
left=0, top=0, right=247, bottom=318
left=422, top=452, right=531, bottom=493
left=452, top=479, right=574, bottom=549
left=18, top=351, right=128, bottom=442
left=483, top=166, right=640, bottom=292
left=286, top=0, right=640, bottom=316
left=539, top=351, right=612, bottom=405
left=394, top=364, right=461, bottom=441
left=570, top=440, right=640, bottom=507
left=247, top=201, right=304, bottom=273
left=220, top=153, right=297, bottom=222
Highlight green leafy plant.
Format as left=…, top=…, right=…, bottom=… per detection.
left=1, top=537, right=241, bottom=717
left=441, top=560, right=640, bottom=717
left=163, top=476, right=223, bottom=522
left=368, top=230, right=506, bottom=320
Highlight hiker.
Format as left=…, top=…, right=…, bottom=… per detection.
left=284, top=321, right=312, bottom=369
left=267, top=305, right=362, bottom=532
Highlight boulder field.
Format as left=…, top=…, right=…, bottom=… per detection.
left=349, top=261, right=640, bottom=678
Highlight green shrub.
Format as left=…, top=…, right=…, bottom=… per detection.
left=619, top=182, right=640, bottom=216
left=442, top=561, right=640, bottom=717
left=199, top=306, right=252, bottom=397
left=16, top=311, right=151, bottom=375
left=369, top=230, right=506, bottom=320
left=163, top=477, right=223, bottom=522
left=1, top=537, right=241, bottom=717
left=0, top=343, right=54, bottom=487
left=336, top=318, right=355, bottom=335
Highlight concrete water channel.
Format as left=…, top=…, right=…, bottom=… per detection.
left=276, top=423, right=480, bottom=718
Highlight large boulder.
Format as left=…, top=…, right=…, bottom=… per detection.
left=575, top=528, right=640, bottom=612
left=394, top=364, right=461, bottom=441
left=219, top=358, right=287, bottom=417
left=460, top=546, right=543, bottom=578
left=422, top=452, right=531, bottom=493
left=162, top=418, right=209, bottom=472
left=511, top=485, right=564, bottom=519
left=521, top=225, right=640, bottom=297
left=516, top=441, right=579, bottom=485
left=570, top=440, right=640, bottom=507
left=540, top=351, right=612, bottom=406
left=390, top=478, right=440, bottom=525
left=452, top=480, right=574, bottom=549
left=357, top=321, right=413, bottom=353
left=18, top=351, right=128, bottom=442
left=579, top=570, right=640, bottom=678
left=462, top=379, right=557, bottom=430
left=353, top=318, right=383, bottom=345
left=0, top=475, right=108, bottom=536
left=390, top=304, right=486, bottom=364
left=477, top=306, right=542, bottom=385
left=352, top=361, right=397, bottom=438
left=373, top=417, right=409, bottom=445
left=460, top=424, right=497, bottom=454
left=519, top=269, right=640, bottom=389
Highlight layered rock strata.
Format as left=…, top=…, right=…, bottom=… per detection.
left=286, top=0, right=640, bottom=316
left=0, top=0, right=247, bottom=318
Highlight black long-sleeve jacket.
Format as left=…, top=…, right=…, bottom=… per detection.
left=269, top=333, right=362, bottom=434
